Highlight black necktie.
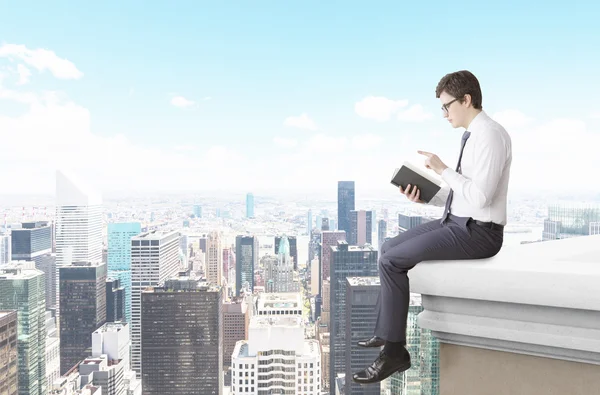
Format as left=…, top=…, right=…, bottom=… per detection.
left=440, top=130, right=471, bottom=223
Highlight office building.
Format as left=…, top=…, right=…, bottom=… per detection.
left=542, top=203, right=600, bottom=240
left=265, top=237, right=299, bottom=293
left=349, top=210, right=373, bottom=246
left=0, top=233, right=10, bottom=265
left=55, top=170, right=103, bottom=265
left=141, top=276, right=223, bottom=395
left=337, top=181, right=355, bottom=236
left=223, top=296, right=251, bottom=372
left=246, top=193, right=255, bottom=218
left=255, top=292, right=303, bottom=317
left=130, top=230, right=181, bottom=374
left=378, top=219, right=388, bottom=251
left=235, top=235, right=259, bottom=297
left=329, top=242, right=378, bottom=394
left=231, top=316, right=321, bottom=394
left=345, top=277, right=381, bottom=395
left=382, top=294, right=440, bottom=395
left=107, top=222, right=141, bottom=323
left=59, top=261, right=107, bottom=374
left=45, top=311, right=61, bottom=393
left=106, top=278, right=125, bottom=323
left=320, top=231, right=346, bottom=286
left=0, top=263, right=47, bottom=395
left=0, top=310, right=18, bottom=395
left=206, top=231, right=222, bottom=286
left=274, top=235, right=298, bottom=270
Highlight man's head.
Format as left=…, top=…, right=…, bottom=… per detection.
left=436, top=70, right=482, bottom=129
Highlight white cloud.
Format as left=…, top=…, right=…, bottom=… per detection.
left=304, top=133, right=348, bottom=153
left=173, top=144, right=198, bottom=151
left=590, top=111, right=600, bottom=119
left=351, top=133, right=382, bottom=149
left=397, top=104, right=433, bottom=122
left=273, top=137, right=298, bottom=148
left=16, top=64, right=31, bottom=85
left=170, top=95, right=195, bottom=108
left=492, top=109, right=534, bottom=129
left=0, top=44, right=83, bottom=79
left=283, top=113, right=317, bottom=131
left=355, top=96, right=408, bottom=122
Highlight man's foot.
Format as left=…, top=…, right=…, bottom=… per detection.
left=357, top=336, right=385, bottom=348
left=352, top=349, right=411, bottom=385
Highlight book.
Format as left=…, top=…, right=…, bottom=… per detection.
left=390, top=161, right=442, bottom=203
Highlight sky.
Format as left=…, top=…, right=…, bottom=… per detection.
left=0, top=1, right=599, bottom=199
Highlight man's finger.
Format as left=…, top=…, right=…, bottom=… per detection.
left=417, top=150, right=432, bottom=157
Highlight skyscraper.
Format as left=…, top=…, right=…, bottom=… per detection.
left=0, top=310, right=18, bottom=395
left=141, top=276, right=223, bottom=395
left=265, top=237, right=299, bottom=293
left=274, top=235, right=298, bottom=270
left=193, top=204, right=202, bottom=218
left=382, top=294, right=440, bottom=395
left=222, top=296, right=251, bottom=372
left=106, top=278, right=125, bottom=323
left=542, top=203, right=600, bottom=240
left=349, top=210, right=373, bottom=246
left=55, top=170, right=103, bottom=265
left=11, top=221, right=56, bottom=309
left=337, top=181, right=355, bottom=236
left=307, top=209, right=313, bottom=235
left=329, top=241, right=378, bottom=395
left=235, top=235, right=259, bottom=297
left=206, top=231, right=222, bottom=286
left=0, top=263, right=47, bottom=395
left=0, top=233, right=11, bottom=265
left=320, top=230, right=346, bottom=285
left=378, top=219, right=388, bottom=251
left=246, top=193, right=255, bottom=218
left=345, top=277, right=381, bottom=395
left=10, top=221, right=52, bottom=264
left=130, top=230, right=181, bottom=374
left=107, top=222, right=141, bottom=323
left=231, top=316, right=321, bottom=395
left=59, top=261, right=107, bottom=375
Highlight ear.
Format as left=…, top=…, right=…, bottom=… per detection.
left=463, top=94, right=472, bottom=108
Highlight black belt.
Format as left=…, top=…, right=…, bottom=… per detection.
left=471, top=219, right=504, bottom=231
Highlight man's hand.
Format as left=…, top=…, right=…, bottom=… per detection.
left=399, top=184, right=424, bottom=204
left=417, top=150, right=449, bottom=175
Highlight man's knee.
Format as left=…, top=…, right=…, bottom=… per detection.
left=379, top=252, right=416, bottom=273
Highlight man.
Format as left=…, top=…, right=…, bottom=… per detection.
left=352, top=70, right=512, bottom=384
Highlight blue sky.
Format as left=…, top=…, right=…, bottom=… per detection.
left=0, top=1, right=599, bottom=196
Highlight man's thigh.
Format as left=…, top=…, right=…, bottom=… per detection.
left=381, top=218, right=442, bottom=256
left=381, top=222, right=499, bottom=272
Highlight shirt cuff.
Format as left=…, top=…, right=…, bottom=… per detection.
left=441, top=167, right=463, bottom=191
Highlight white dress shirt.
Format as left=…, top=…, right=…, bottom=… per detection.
left=428, top=110, right=512, bottom=225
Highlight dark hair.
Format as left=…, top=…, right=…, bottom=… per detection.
left=435, top=70, right=483, bottom=110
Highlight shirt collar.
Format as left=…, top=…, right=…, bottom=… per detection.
left=466, top=110, right=488, bottom=132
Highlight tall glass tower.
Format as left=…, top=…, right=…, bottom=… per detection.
left=246, top=193, right=255, bottom=218
left=337, top=181, right=355, bottom=236
left=107, top=222, right=141, bottom=323
left=0, top=262, right=47, bottom=395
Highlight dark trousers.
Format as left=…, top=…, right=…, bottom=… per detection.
left=374, top=214, right=504, bottom=343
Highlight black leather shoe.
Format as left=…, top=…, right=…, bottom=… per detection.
left=352, top=349, right=411, bottom=384
left=357, top=336, right=385, bottom=348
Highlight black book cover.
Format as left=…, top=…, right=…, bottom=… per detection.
left=390, top=161, right=442, bottom=203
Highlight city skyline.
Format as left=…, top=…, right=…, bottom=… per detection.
left=1, top=2, right=600, bottom=196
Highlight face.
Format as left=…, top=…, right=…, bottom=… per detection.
left=439, top=91, right=467, bottom=128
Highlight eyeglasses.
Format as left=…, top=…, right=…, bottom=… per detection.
left=441, top=98, right=460, bottom=114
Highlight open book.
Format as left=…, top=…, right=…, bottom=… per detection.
left=390, top=161, right=442, bottom=203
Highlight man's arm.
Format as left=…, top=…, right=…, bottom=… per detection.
left=427, top=185, right=450, bottom=207
left=441, top=132, right=507, bottom=209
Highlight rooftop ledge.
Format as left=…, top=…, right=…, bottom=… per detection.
left=411, top=235, right=600, bottom=365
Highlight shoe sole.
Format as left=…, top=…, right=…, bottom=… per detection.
left=353, top=361, right=412, bottom=385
